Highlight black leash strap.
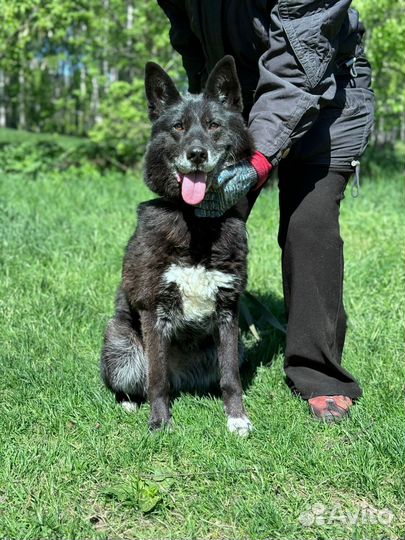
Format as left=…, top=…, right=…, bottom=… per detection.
left=242, top=291, right=287, bottom=336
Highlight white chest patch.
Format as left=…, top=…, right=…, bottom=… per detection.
left=162, top=264, right=235, bottom=322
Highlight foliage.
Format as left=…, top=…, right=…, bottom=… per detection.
left=361, top=140, right=405, bottom=178
left=88, top=79, right=149, bottom=164
left=0, top=140, right=66, bottom=176
left=0, top=127, right=145, bottom=173
left=0, top=0, right=403, bottom=162
left=0, top=138, right=95, bottom=176
left=0, top=127, right=84, bottom=148
left=0, top=0, right=181, bottom=164
left=354, top=0, right=405, bottom=134
left=103, top=473, right=174, bottom=514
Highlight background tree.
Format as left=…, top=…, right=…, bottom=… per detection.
left=354, top=0, right=405, bottom=143
left=0, top=0, right=403, bottom=165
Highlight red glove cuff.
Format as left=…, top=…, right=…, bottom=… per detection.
left=250, top=151, right=272, bottom=190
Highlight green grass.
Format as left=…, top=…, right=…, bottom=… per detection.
left=0, top=161, right=404, bottom=539
left=0, top=127, right=85, bottom=149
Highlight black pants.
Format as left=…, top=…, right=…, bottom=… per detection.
left=248, top=162, right=363, bottom=400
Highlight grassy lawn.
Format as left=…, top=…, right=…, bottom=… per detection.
left=0, top=127, right=84, bottom=149
left=0, top=159, right=404, bottom=539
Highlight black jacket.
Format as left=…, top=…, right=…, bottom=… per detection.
left=158, top=0, right=375, bottom=171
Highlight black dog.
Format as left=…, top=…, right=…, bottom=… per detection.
left=100, top=56, right=254, bottom=435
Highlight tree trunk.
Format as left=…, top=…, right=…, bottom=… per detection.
left=18, top=66, right=26, bottom=130
left=103, top=0, right=110, bottom=92
left=78, top=64, right=87, bottom=134
left=126, top=1, right=134, bottom=80
left=0, top=69, right=6, bottom=128
left=91, top=76, right=101, bottom=124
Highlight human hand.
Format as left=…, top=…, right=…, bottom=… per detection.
left=195, top=151, right=272, bottom=218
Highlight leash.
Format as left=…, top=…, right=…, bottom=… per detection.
left=240, top=291, right=287, bottom=339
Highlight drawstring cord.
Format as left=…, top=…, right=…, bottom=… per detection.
left=351, top=160, right=361, bottom=198
left=347, top=56, right=360, bottom=197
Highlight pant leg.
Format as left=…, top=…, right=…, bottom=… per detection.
left=277, top=161, right=362, bottom=400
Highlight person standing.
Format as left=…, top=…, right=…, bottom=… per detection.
left=157, top=0, right=375, bottom=421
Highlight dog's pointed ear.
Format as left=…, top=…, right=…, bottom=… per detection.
left=145, top=62, right=181, bottom=121
left=204, top=56, right=243, bottom=112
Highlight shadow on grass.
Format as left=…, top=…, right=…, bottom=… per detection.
left=182, top=290, right=287, bottom=401
left=240, top=290, right=286, bottom=392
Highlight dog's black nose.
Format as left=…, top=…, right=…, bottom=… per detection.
left=187, top=146, right=208, bottom=165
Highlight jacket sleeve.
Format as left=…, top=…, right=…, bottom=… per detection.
left=248, top=0, right=354, bottom=166
left=157, top=0, right=205, bottom=93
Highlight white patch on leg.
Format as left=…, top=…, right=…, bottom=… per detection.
left=227, top=415, right=253, bottom=437
left=121, top=401, right=139, bottom=413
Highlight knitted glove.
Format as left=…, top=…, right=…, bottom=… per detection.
left=195, top=151, right=272, bottom=218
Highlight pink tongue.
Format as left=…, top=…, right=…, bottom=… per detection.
left=181, top=172, right=207, bottom=205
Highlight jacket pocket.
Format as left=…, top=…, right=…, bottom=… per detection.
left=289, top=87, right=375, bottom=168
left=334, top=87, right=375, bottom=159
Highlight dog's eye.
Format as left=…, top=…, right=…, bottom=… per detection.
left=173, top=122, right=184, bottom=132
left=208, top=121, right=221, bottom=131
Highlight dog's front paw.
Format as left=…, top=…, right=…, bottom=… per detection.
left=227, top=415, right=253, bottom=437
left=149, top=398, right=172, bottom=431
left=148, top=415, right=173, bottom=432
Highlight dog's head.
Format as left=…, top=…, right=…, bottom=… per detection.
left=144, top=56, right=254, bottom=205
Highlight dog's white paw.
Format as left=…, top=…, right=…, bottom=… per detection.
left=121, top=401, right=139, bottom=413
left=227, top=415, right=253, bottom=437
